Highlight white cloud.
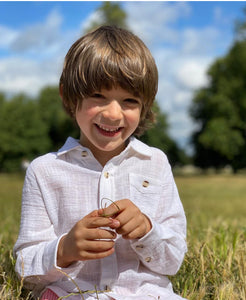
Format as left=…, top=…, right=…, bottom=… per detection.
left=0, top=25, right=18, bottom=48
left=175, top=58, right=210, bottom=89
left=10, top=9, right=63, bottom=54
left=80, top=10, right=104, bottom=32
left=181, top=27, right=220, bottom=54
left=0, top=9, right=75, bottom=97
left=125, top=1, right=191, bottom=45
left=174, top=90, right=193, bottom=106
left=0, top=56, right=61, bottom=97
left=149, top=47, right=211, bottom=150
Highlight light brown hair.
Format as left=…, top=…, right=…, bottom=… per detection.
left=60, top=25, right=158, bottom=136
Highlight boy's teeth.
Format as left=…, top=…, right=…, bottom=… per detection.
left=98, top=125, right=119, bottom=132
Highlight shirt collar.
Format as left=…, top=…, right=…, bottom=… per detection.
left=56, top=136, right=152, bottom=158
left=127, top=136, right=152, bottom=158
left=57, top=137, right=83, bottom=156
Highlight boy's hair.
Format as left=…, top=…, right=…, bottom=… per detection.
left=60, top=25, right=158, bottom=136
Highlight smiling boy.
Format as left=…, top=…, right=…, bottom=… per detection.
left=14, top=25, right=187, bottom=300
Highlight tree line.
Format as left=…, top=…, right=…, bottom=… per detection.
left=190, top=9, right=246, bottom=173
left=0, top=87, right=75, bottom=171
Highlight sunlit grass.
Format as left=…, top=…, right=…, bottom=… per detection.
left=0, top=173, right=23, bottom=241
left=173, top=175, right=246, bottom=299
left=176, top=175, right=246, bottom=237
left=172, top=221, right=246, bottom=299
left=0, top=173, right=245, bottom=299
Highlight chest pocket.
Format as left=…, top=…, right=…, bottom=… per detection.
left=129, top=173, right=163, bottom=218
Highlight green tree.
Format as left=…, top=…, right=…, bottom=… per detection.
left=0, top=94, right=51, bottom=172
left=37, top=86, right=79, bottom=151
left=84, top=1, right=128, bottom=32
left=190, top=40, right=246, bottom=172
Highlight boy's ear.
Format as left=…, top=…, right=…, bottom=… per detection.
left=59, top=84, right=63, bottom=99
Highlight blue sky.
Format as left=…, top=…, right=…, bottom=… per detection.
left=0, top=1, right=245, bottom=151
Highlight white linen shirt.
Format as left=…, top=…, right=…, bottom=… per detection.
left=14, top=137, right=187, bottom=300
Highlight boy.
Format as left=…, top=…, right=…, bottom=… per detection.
left=14, top=25, right=187, bottom=300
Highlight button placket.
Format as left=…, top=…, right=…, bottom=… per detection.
left=98, top=168, right=117, bottom=288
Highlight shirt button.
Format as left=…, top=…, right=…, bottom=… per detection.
left=145, top=257, right=152, bottom=263
left=142, top=180, right=149, bottom=187
left=136, top=244, right=144, bottom=249
left=104, top=171, right=109, bottom=178
left=81, top=151, right=88, bottom=157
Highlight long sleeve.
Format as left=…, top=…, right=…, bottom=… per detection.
left=130, top=153, right=187, bottom=276
left=13, top=162, right=83, bottom=292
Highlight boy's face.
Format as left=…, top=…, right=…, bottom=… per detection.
left=76, top=86, right=142, bottom=164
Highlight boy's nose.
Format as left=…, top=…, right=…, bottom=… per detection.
left=103, top=100, right=122, bottom=120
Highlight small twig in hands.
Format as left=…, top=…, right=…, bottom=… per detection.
left=100, top=198, right=120, bottom=218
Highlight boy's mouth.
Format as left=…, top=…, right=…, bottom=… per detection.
left=95, top=124, right=123, bottom=136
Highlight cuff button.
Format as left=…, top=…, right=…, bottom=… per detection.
left=145, top=257, right=152, bottom=263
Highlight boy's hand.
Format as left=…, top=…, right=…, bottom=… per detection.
left=57, top=210, right=120, bottom=268
left=99, top=199, right=152, bottom=240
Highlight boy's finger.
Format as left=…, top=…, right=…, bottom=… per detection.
left=99, top=200, right=122, bottom=218
left=85, top=228, right=117, bottom=241
left=108, top=218, right=121, bottom=229
left=79, top=247, right=115, bottom=261
left=84, top=240, right=115, bottom=252
left=87, top=216, right=119, bottom=228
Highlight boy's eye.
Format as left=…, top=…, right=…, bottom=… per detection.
left=91, top=93, right=103, bottom=98
left=124, top=98, right=140, bottom=104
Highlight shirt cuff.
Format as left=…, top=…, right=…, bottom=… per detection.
left=130, top=218, right=187, bottom=274
left=43, top=234, right=84, bottom=277
left=129, top=218, right=160, bottom=264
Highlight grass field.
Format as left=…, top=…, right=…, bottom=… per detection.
left=174, top=175, right=246, bottom=299
left=0, top=173, right=245, bottom=299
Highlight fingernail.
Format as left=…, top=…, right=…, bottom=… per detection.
left=110, top=219, right=120, bottom=227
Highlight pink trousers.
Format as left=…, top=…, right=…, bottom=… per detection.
left=40, top=288, right=59, bottom=300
